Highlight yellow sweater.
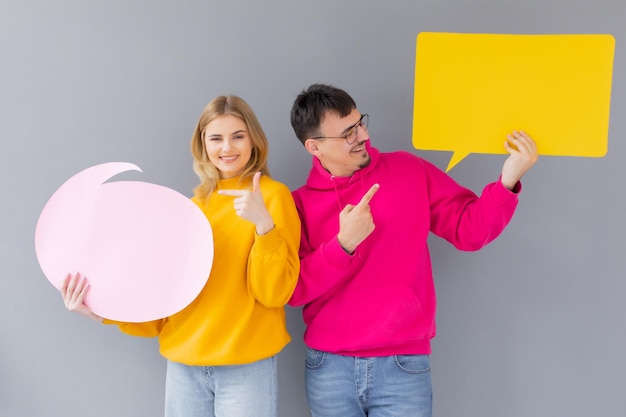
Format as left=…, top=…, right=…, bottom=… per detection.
left=104, top=175, right=301, bottom=366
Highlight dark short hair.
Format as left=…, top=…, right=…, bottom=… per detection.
left=290, top=84, right=356, bottom=145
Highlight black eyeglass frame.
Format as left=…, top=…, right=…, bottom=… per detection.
left=310, top=113, right=369, bottom=145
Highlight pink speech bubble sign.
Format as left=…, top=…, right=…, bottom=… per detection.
left=35, top=162, right=214, bottom=322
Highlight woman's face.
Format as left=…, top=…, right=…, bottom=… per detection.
left=203, top=114, right=253, bottom=179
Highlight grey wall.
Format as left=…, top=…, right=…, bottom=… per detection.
left=1, top=0, right=624, bottom=416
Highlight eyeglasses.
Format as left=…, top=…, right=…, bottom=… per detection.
left=310, top=113, right=369, bottom=145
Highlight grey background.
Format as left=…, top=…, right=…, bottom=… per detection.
left=1, top=0, right=624, bottom=416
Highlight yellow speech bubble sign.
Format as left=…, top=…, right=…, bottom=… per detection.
left=412, top=32, right=615, bottom=171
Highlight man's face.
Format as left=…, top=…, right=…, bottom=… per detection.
left=305, top=109, right=371, bottom=177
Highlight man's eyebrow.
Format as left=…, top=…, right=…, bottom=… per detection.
left=339, top=115, right=361, bottom=135
left=339, top=125, right=352, bottom=135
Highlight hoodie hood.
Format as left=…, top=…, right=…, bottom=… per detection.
left=306, top=140, right=381, bottom=191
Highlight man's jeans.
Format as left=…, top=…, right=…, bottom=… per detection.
left=305, top=348, right=432, bottom=417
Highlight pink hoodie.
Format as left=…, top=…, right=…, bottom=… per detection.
left=289, top=142, right=521, bottom=356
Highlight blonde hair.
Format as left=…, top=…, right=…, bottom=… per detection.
left=190, top=96, right=270, bottom=198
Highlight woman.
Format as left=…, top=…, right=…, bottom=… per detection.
left=62, top=95, right=301, bottom=417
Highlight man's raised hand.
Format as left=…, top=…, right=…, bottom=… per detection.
left=337, top=184, right=380, bottom=253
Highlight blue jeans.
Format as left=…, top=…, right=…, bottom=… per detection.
left=164, top=356, right=277, bottom=417
left=305, top=348, right=432, bottom=417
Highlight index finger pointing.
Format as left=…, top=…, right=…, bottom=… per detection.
left=356, top=184, right=380, bottom=208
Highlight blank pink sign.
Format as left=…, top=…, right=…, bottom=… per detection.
left=35, top=162, right=214, bottom=322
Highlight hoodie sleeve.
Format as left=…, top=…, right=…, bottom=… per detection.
left=288, top=194, right=365, bottom=307
left=424, top=159, right=520, bottom=251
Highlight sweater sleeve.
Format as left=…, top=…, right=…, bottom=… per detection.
left=247, top=182, right=301, bottom=307
left=102, top=318, right=166, bottom=337
left=424, top=159, right=520, bottom=251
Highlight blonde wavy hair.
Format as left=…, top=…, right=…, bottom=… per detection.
left=190, top=96, right=270, bottom=198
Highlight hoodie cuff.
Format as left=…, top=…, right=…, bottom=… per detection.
left=490, top=176, right=522, bottom=203
left=324, top=236, right=358, bottom=268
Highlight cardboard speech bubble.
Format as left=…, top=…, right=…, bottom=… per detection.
left=35, top=162, right=214, bottom=322
left=413, top=32, right=615, bottom=171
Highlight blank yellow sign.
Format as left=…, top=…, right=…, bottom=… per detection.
left=412, top=32, right=615, bottom=171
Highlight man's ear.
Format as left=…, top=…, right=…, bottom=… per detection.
left=304, top=138, right=321, bottom=156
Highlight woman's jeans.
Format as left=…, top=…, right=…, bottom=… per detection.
left=305, top=348, right=432, bottom=417
left=165, top=355, right=277, bottom=417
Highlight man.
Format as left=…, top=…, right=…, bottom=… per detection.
left=288, top=83, right=538, bottom=417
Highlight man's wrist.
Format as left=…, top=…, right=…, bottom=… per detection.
left=337, top=236, right=354, bottom=254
